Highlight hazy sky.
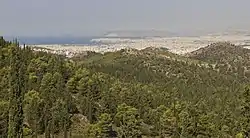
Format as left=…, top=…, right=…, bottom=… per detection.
left=1, top=0, right=250, bottom=36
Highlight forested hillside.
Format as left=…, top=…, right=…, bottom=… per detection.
left=188, top=42, right=250, bottom=81
left=0, top=37, right=250, bottom=138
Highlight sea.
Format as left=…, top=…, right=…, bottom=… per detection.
left=4, top=33, right=194, bottom=45
left=4, top=36, right=97, bottom=45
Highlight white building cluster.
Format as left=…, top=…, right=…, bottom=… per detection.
left=29, top=34, right=250, bottom=57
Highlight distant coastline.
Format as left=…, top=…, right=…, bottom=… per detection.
left=3, top=36, right=147, bottom=45
left=28, top=33, right=250, bottom=58
left=5, top=30, right=250, bottom=45
left=4, top=36, right=98, bottom=45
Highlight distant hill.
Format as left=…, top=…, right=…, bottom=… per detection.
left=187, top=42, right=250, bottom=80
left=187, top=42, right=250, bottom=63
left=104, top=30, right=178, bottom=38
left=76, top=47, right=241, bottom=94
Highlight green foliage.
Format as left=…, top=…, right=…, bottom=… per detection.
left=114, top=103, right=142, bottom=138
left=240, top=85, right=250, bottom=136
left=189, top=42, right=250, bottom=82
left=23, top=127, right=32, bottom=136
left=24, top=90, right=42, bottom=137
left=1, top=37, right=250, bottom=137
left=97, top=113, right=112, bottom=137
left=85, top=113, right=113, bottom=138
left=8, top=42, right=27, bottom=138
left=0, top=100, right=9, bottom=137
left=236, top=132, right=244, bottom=138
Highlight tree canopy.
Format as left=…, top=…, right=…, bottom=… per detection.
left=0, top=37, right=249, bottom=137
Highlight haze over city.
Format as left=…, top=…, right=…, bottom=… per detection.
left=1, top=0, right=250, bottom=37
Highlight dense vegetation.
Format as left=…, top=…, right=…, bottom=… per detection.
left=188, top=42, right=250, bottom=81
left=1, top=37, right=250, bottom=137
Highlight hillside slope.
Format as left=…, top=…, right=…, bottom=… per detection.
left=187, top=42, right=250, bottom=80
left=1, top=36, right=250, bottom=137
left=77, top=47, right=243, bottom=101
left=187, top=42, right=250, bottom=63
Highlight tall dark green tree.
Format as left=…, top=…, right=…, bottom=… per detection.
left=8, top=41, right=27, bottom=138
left=40, top=73, right=53, bottom=138
left=24, top=90, right=42, bottom=138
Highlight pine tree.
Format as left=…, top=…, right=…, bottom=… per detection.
left=40, top=73, right=53, bottom=138
left=24, top=90, right=42, bottom=138
left=8, top=41, right=27, bottom=138
left=114, top=103, right=142, bottom=138
left=86, top=113, right=113, bottom=138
